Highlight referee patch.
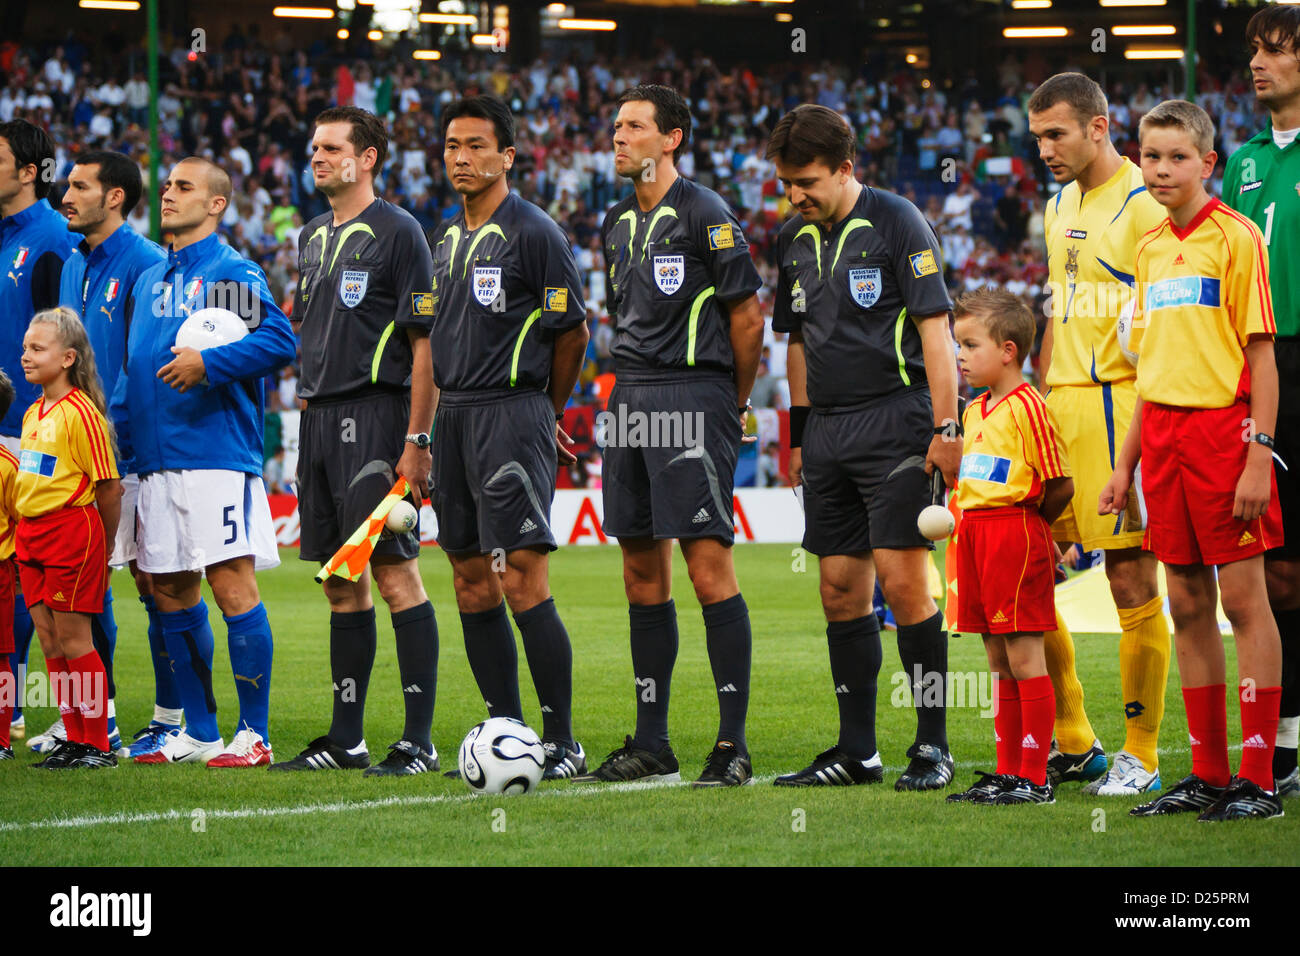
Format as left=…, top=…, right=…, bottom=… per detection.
left=707, top=223, right=735, bottom=250
left=412, top=293, right=434, bottom=316
left=909, top=249, right=939, bottom=278
left=544, top=287, right=569, bottom=312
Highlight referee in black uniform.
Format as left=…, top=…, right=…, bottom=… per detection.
left=429, top=96, right=591, bottom=780
left=271, top=106, right=441, bottom=776
left=573, top=85, right=765, bottom=788
left=767, top=105, right=961, bottom=790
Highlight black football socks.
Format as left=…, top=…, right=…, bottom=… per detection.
left=393, top=601, right=438, bottom=754
left=629, top=599, right=678, bottom=752
left=897, top=610, right=949, bottom=752
left=703, top=593, right=752, bottom=754
left=328, top=608, right=377, bottom=749
left=461, top=601, right=524, bottom=721
left=516, top=596, right=576, bottom=749
left=827, top=615, right=883, bottom=759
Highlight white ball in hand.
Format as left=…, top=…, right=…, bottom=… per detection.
left=917, top=504, right=955, bottom=541
left=385, top=500, right=418, bottom=534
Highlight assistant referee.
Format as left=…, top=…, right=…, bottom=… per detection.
left=272, top=106, right=441, bottom=776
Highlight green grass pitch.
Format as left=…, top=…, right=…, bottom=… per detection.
left=3, top=543, right=1296, bottom=866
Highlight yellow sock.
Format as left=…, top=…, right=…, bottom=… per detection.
left=1044, top=610, right=1097, bottom=754
left=1117, top=595, right=1170, bottom=772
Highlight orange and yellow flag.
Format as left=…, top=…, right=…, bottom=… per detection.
left=316, top=477, right=411, bottom=583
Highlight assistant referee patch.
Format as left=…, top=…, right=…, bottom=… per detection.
left=707, top=223, right=735, bottom=250
left=909, top=249, right=939, bottom=278
left=412, top=292, right=434, bottom=316
left=544, top=287, right=569, bottom=312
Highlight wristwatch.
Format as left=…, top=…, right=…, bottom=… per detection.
left=738, top=399, right=753, bottom=417
left=1253, top=432, right=1276, bottom=450
left=405, top=432, right=431, bottom=449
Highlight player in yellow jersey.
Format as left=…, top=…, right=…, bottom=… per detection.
left=1103, top=100, right=1283, bottom=820
left=0, top=371, right=18, bottom=758
left=948, top=289, right=1075, bottom=806
left=15, top=308, right=121, bottom=769
left=1027, top=73, right=1172, bottom=795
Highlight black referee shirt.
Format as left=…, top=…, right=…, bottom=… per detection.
left=428, top=192, right=586, bottom=392
left=772, top=186, right=952, bottom=408
left=602, top=176, right=761, bottom=376
left=295, top=197, right=435, bottom=400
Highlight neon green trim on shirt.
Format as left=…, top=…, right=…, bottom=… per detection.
left=687, top=286, right=715, bottom=367
left=893, top=307, right=911, bottom=386
left=309, top=225, right=328, bottom=267
left=329, top=223, right=377, bottom=273
left=462, top=224, right=506, bottom=278
left=794, top=224, right=821, bottom=279
left=617, top=210, right=637, bottom=251
left=831, top=217, right=873, bottom=275
left=439, top=224, right=462, bottom=273
left=510, top=308, right=542, bottom=387
left=371, top=320, right=395, bottom=384
left=641, top=206, right=678, bottom=261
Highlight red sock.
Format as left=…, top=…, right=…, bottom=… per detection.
left=1183, top=684, right=1230, bottom=787
left=1239, top=683, right=1282, bottom=790
left=0, top=656, right=12, bottom=749
left=994, top=676, right=1021, bottom=775
left=45, top=656, right=84, bottom=743
left=67, top=651, right=110, bottom=753
left=1017, top=674, right=1055, bottom=786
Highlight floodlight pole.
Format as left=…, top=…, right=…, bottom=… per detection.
left=1185, top=0, right=1196, bottom=100
left=148, top=0, right=160, bottom=241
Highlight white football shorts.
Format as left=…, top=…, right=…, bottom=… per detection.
left=136, top=469, right=280, bottom=574
left=109, top=472, right=140, bottom=568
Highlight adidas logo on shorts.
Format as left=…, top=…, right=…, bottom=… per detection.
left=520, top=518, right=538, bottom=534
left=692, top=508, right=710, bottom=524
left=991, top=610, right=1008, bottom=624
left=1238, top=530, right=1256, bottom=547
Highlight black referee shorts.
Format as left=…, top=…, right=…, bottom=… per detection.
left=297, top=390, right=421, bottom=564
left=1269, top=338, right=1300, bottom=560
left=801, top=385, right=935, bottom=556
left=600, top=372, right=741, bottom=544
left=432, top=388, right=558, bottom=555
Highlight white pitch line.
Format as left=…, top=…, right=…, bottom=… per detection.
left=0, top=774, right=709, bottom=834
left=0, top=743, right=1250, bottom=833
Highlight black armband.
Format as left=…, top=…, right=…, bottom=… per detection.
left=789, top=405, right=811, bottom=448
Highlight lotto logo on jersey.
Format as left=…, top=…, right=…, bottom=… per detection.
left=848, top=267, right=881, bottom=308
left=1065, top=229, right=1087, bottom=240
left=959, top=453, right=1011, bottom=485
left=18, top=450, right=56, bottom=478
left=411, top=293, right=434, bottom=316
left=473, top=266, right=502, bottom=307
left=340, top=270, right=369, bottom=308
left=909, top=249, right=938, bottom=278
left=1146, top=275, right=1221, bottom=313
left=653, top=256, right=684, bottom=295
left=707, top=223, right=735, bottom=250
left=544, top=287, right=569, bottom=312
left=1239, top=180, right=1263, bottom=195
